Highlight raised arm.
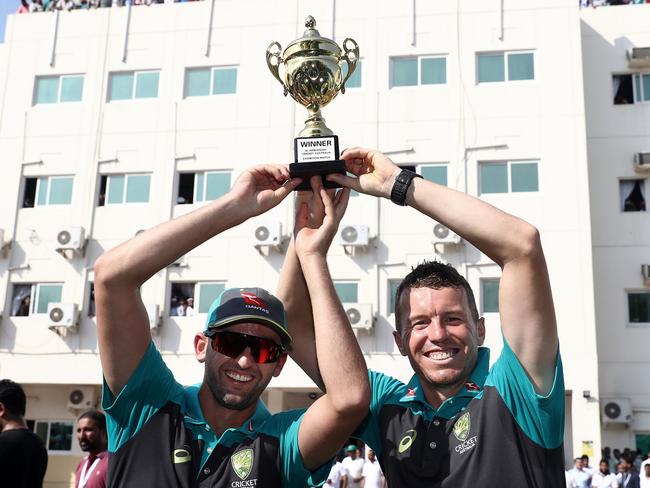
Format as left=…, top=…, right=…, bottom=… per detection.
left=94, top=166, right=300, bottom=397
left=293, top=178, right=370, bottom=470
left=328, top=148, right=558, bottom=395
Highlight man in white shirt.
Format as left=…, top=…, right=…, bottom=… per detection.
left=640, top=463, right=650, bottom=488
left=592, top=459, right=619, bottom=488
left=362, top=449, right=385, bottom=488
left=341, top=444, right=365, bottom=488
left=567, top=457, right=592, bottom=488
left=324, top=456, right=345, bottom=488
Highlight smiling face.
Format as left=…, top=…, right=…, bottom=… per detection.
left=196, top=322, right=286, bottom=412
left=394, top=286, right=485, bottom=402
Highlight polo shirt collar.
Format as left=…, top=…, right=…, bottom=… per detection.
left=399, top=347, right=491, bottom=412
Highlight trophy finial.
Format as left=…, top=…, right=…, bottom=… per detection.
left=305, top=16, right=316, bottom=29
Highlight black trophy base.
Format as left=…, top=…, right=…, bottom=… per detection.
left=290, top=160, right=346, bottom=191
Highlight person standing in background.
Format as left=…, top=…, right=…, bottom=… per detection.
left=75, top=409, right=109, bottom=488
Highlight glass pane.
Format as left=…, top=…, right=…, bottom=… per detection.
left=107, top=175, right=125, bottom=204
left=37, top=178, right=49, bottom=206
left=628, top=292, right=650, bottom=323
left=195, top=172, right=205, bottom=202
left=477, top=54, right=505, bottom=83
left=636, top=434, right=650, bottom=457
left=198, top=283, right=225, bottom=314
left=35, top=77, right=60, bottom=104
left=205, top=172, right=231, bottom=201
left=48, top=177, right=73, bottom=205
left=185, top=68, right=210, bottom=97
left=507, top=52, right=534, bottom=81
left=421, top=166, right=447, bottom=186
left=135, top=72, right=159, bottom=99
left=481, top=280, right=500, bottom=314
left=125, top=175, right=151, bottom=203
left=48, top=422, right=73, bottom=451
left=35, top=422, right=48, bottom=444
left=60, top=76, right=84, bottom=102
left=334, top=282, right=358, bottom=303
left=36, top=284, right=62, bottom=314
left=109, top=73, right=134, bottom=101
left=643, top=74, right=650, bottom=102
left=391, top=58, right=418, bottom=87
left=213, top=67, right=237, bottom=95
left=345, top=60, right=362, bottom=88
left=421, top=58, right=446, bottom=85
left=511, top=162, right=539, bottom=192
left=634, top=74, right=642, bottom=103
left=388, top=279, right=401, bottom=315
left=479, top=163, right=508, bottom=194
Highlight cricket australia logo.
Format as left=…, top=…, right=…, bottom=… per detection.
left=453, top=412, right=471, bottom=441
left=231, top=448, right=254, bottom=480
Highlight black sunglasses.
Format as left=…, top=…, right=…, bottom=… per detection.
left=209, top=330, right=285, bottom=364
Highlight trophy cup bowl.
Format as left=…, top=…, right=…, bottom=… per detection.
left=266, top=16, right=359, bottom=190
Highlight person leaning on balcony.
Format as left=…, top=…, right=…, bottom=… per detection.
left=94, top=167, right=370, bottom=487
left=278, top=147, right=566, bottom=487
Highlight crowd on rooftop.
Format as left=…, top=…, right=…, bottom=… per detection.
left=17, top=0, right=201, bottom=13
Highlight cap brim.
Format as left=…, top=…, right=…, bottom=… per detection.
left=206, top=314, right=292, bottom=345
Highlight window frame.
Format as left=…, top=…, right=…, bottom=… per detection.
left=633, top=73, right=650, bottom=103
left=389, top=55, right=447, bottom=88
left=11, top=283, right=64, bottom=316
left=193, top=170, right=232, bottom=203
left=184, top=66, right=238, bottom=98
left=387, top=279, right=401, bottom=316
left=33, top=74, right=85, bottom=105
left=478, top=160, right=539, bottom=195
left=626, top=289, right=650, bottom=327
left=28, top=419, right=74, bottom=453
left=33, top=176, right=74, bottom=206
left=104, top=173, right=151, bottom=205
left=108, top=70, right=161, bottom=102
left=418, top=163, right=449, bottom=187
left=619, top=177, right=647, bottom=213
left=333, top=281, right=359, bottom=304
left=476, top=50, right=535, bottom=84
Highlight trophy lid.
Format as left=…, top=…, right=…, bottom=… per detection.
left=283, top=16, right=341, bottom=61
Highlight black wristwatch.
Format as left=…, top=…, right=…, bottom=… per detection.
left=390, top=169, right=422, bottom=206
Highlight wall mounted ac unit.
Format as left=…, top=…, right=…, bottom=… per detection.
left=67, top=387, right=96, bottom=410
left=601, top=398, right=633, bottom=424
left=338, top=224, right=369, bottom=247
left=627, top=47, right=650, bottom=68
left=642, top=264, right=650, bottom=286
left=145, top=303, right=161, bottom=333
left=634, top=153, right=650, bottom=173
left=253, top=222, right=282, bottom=248
left=55, top=227, right=86, bottom=253
left=432, top=223, right=461, bottom=245
left=47, top=302, right=78, bottom=334
left=343, top=303, right=374, bottom=330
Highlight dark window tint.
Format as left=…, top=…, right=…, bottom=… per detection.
left=98, top=175, right=108, bottom=206
left=23, top=178, right=37, bottom=208
left=178, top=173, right=195, bottom=204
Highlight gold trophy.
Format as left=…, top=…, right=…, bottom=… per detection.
left=266, top=16, right=359, bottom=190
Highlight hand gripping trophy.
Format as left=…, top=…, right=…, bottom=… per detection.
left=266, top=16, right=359, bottom=190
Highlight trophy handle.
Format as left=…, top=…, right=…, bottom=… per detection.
left=338, top=38, right=359, bottom=95
left=266, top=42, right=288, bottom=96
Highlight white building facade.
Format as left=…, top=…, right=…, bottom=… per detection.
left=0, top=1, right=645, bottom=486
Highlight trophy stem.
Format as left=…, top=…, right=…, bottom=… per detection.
left=298, top=108, right=334, bottom=138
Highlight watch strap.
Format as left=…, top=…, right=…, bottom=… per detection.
left=390, top=169, right=422, bottom=206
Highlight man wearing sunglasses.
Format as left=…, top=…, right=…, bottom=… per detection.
left=94, top=167, right=370, bottom=487
left=279, top=147, right=565, bottom=487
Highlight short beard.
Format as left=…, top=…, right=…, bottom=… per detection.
left=204, top=363, right=270, bottom=412
left=412, top=346, right=478, bottom=390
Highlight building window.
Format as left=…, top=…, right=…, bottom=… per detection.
left=334, top=282, right=358, bottom=303
left=170, top=282, right=225, bottom=316
left=27, top=420, right=73, bottom=452
left=390, top=56, right=446, bottom=87
left=620, top=179, right=646, bottom=212
left=343, top=60, right=362, bottom=89
left=613, top=74, right=634, bottom=105
left=197, top=282, right=225, bottom=314
left=185, top=66, right=237, bottom=97
left=108, top=71, right=160, bottom=101
left=34, top=75, right=84, bottom=104
left=98, top=174, right=151, bottom=205
left=88, top=283, right=96, bottom=317
left=633, top=73, right=650, bottom=102
left=22, top=176, right=73, bottom=208
left=10, top=283, right=63, bottom=316
left=479, top=161, right=539, bottom=194
left=477, top=51, right=534, bottom=83
left=388, top=279, right=401, bottom=315
left=177, top=171, right=231, bottom=204
left=420, top=165, right=448, bottom=186
left=627, top=291, right=650, bottom=324
left=481, top=279, right=500, bottom=314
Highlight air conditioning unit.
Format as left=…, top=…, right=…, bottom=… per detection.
left=145, top=303, right=161, bottom=333
left=338, top=224, right=369, bottom=247
left=642, top=264, right=650, bottom=286
left=432, top=223, right=461, bottom=245
left=601, top=398, right=633, bottom=424
left=253, top=222, right=283, bottom=249
left=55, top=227, right=86, bottom=253
left=67, top=387, right=96, bottom=410
left=343, top=303, right=374, bottom=330
left=47, top=302, right=79, bottom=334
left=627, top=47, right=650, bottom=68
left=634, top=153, right=650, bottom=173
